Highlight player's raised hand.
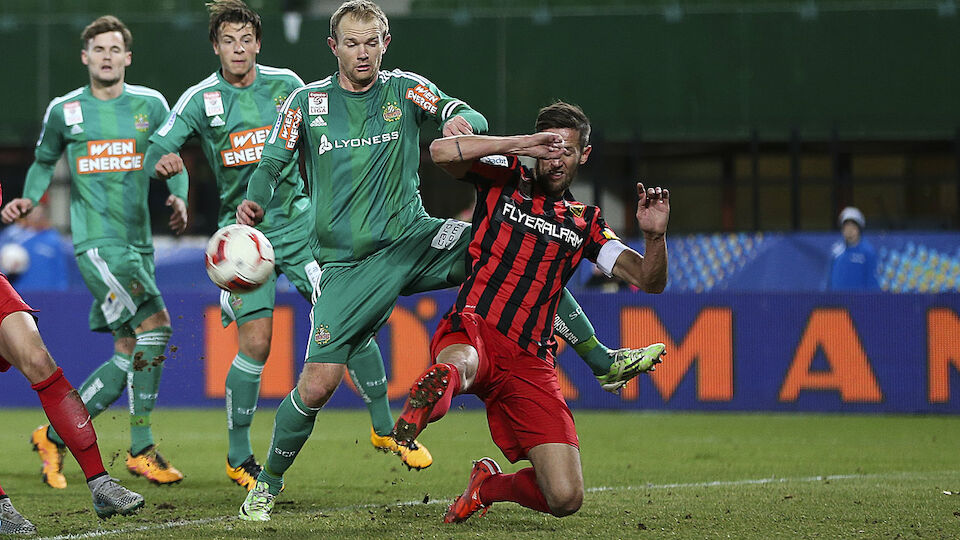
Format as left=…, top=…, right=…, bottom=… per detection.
left=517, top=132, right=565, bottom=159
left=166, top=194, right=188, bottom=235
left=442, top=115, right=474, bottom=137
left=154, top=153, right=184, bottom=180
left=636, top=182, right=669, bottom=237
left=236, top=199, right=264, bottom=226
left=1, top=199, right=34, bottom=224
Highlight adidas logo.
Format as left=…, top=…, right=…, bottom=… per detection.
left=70, top=124, right=84, bottom=135
left=310, top=115, right=326, bottom=127
left=209, top=115, right=225, bottom=127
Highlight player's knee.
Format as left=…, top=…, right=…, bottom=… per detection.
left=546, top=486, right=583, bottom=517
left=240, top=333, right=271, bottom=362
left=22, top=347, right=57, bottom=381
left=297, top=377, right=336, bottom=408
left=137, top=309, right=171, bottom=332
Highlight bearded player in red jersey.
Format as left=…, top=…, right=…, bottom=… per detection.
left=391, top=101, right=669, bottom=523
left=0, top=186, right=144, bottom=532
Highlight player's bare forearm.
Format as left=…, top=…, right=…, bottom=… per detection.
left=611, top=239, right=668, bottom=293
left=430, top=133, right=563, bottom=178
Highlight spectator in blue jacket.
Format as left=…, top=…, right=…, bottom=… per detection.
left=828, top=206, right=880, bottom=291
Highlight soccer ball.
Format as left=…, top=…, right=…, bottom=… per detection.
left=0, top=243, right=30, bottom=277
left=204, top=224, right=275, bottom=291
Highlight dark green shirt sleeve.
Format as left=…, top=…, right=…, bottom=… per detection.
left=247, top=92, right=302, bottom=208
left=24, top=100, right=67, bottom=204
left=245, top=154, right=285, bottom=208
left=149, top=98, right=190, bottom=201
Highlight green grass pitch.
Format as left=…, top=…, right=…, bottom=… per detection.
left=1, top=407, right=959, bottom=539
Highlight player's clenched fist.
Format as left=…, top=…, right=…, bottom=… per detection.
left=154, top=153, right=184, bottom=180
left=236, top=199, right=264, bottom=227
left=1, top=199, right=34, bottom=224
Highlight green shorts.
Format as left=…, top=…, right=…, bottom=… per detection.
left=306, top=217, right=471, bottom=364
left=220, top=212, right=319, bottom=328
left=76, top=245, right=166, bottom=333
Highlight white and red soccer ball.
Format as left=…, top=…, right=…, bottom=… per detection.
left=204, top=224, right=275, bottom=292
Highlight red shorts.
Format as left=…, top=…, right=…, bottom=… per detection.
left=431, top=311, right=578, bottom=463
left=0, top=272, right=37, bottom=372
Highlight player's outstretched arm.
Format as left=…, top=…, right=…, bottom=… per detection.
left=610, top=183, right=670, bottom=293
left=430, top=132, right=564, bottom=178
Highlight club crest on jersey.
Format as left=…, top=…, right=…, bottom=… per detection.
left=308, top=92, right=328, bottom=116
left=229, top=293, right=243, bottom=310
left=275, top=94, right=289, bottom=113
left=382, top=101, right=402, bottom=122
left=314, top=324, right=331, bottom=345
left=567, top=203, right=585, bottom=218
left=133, top=113, right=150, bottom=132
left=129, top=279, right=144, bottom=296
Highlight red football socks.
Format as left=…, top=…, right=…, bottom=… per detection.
left=478, top=466, right=551, bottom=513
left=32, top=368, right=106, bottom=480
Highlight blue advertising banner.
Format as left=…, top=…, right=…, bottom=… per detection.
left=2, top=290, right=959, bottom=414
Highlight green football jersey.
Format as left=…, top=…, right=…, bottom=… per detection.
left=248, top=68, right=487, bottom=264
left=150, top=65, right=309, bottom=231
left=24, top=84, right=187, bottom=254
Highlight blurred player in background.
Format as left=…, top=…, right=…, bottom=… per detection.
left=392, top=102, right=669, bottom=523
left=235, top=0, right=664, bottom=521
left=145, top=0, right=432, bottom=489
left=0, top=184, right=144, bottom=533
left=1, top=15, right=188, bottom=489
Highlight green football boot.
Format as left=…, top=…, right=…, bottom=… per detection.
left=597, top=343, right=666, bottom=393
left=239, top=480, right=277, bottom=521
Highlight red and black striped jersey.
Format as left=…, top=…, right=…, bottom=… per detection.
left=448, top=154, right=620, bottom=362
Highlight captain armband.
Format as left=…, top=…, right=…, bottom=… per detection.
left=596, top=240, right=629, bottom=277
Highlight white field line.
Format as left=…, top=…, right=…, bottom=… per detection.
left=37, top=471, right=951, bottom=540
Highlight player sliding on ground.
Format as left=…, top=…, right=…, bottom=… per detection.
left=391, top=102, right=670, bottom=523
left=1, top=15, right=188, bottom=489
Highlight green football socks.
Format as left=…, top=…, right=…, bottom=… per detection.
left=264, top=388, right=318, bottom=488
left=346, top=340, right=394, bottom=437
left=556, top=288, right=614, bottom=376
left=128, top=326, right=172, bottom=455
left=225, top=352, right=265, bottom=467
